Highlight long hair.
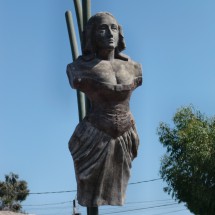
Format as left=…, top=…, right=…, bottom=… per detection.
left=82, top=12, right=128, bottom=61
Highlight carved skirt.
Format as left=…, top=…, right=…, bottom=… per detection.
left=69, top=119, right=139, bottom=207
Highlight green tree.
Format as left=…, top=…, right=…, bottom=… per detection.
left=158, top=106, right=215, bottom=215
left=0, top=173, right=29, bottom=212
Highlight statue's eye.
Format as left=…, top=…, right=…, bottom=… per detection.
left=111, top=25, right=118, bottom=31
left=98, top=25, right=107, bottom=30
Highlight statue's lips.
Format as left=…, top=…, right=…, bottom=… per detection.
left=107, top=39, right=114, bottom=43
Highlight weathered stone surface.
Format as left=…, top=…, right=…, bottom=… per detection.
left=67, top=12, right=142, bottom=207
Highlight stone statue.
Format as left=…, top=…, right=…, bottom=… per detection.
left=67, top=12, right=142, bottom=207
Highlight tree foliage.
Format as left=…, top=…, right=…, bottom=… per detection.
left=0, top=173, right=29, bottom=212
left=158, top=106, right=215, bottom=215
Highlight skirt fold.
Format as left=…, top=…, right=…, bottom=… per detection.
left=69, top=120, right=139, bottom=207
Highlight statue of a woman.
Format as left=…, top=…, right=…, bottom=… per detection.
left=67, top=12, right=142, bottom=207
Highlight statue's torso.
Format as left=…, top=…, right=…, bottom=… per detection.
left=67, top=57, right=142, bottom=85
left=67, top=57, right=142, bottom=137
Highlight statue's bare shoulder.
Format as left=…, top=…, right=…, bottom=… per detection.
left=67, top=56, right=142, bottom=87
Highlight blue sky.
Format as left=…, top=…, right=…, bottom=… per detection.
left=1, top=0, right=215, bottom=215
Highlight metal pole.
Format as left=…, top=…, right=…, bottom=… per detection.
left=87, top=207, right=98, bottom=215
left=82, top=0, right=91, bottom=114
left=73, top=0, right=83, bottom=42
left=68, top=1, right=97, bottom=214
left=81, top=1, right=98, bottom=214
left=65, top=11, right=79, bottom=59
left=82, top=0, right=91, bottom=26
left=65, top=10, right=86, bottom=121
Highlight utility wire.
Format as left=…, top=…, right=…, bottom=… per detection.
left=100, top=203, right=178, bottom=215
left=99, top=200, right=176, bottom=212
left=27, top=203, right=180, bottom=215
left=29, top=203, right=180, bottom=215
left=28, top=209, right=186, bottom=215
left=126, top=198, right=172, bottom=204
left=26, top=202, right=183, bottom=215
left=128, top=178, right=161, bottom=185
left=23, top=201, right=73, bottom=207
left=32, top=211, right=73, bottom=215
left=23, top=198, right=172, bottom=207
left=151, top=208, right=187, bottom=215
left=25, top=205, right=73, bottom=211
left=28, top=178, right=161, bottom=195
left=29, top=190, right=76, bottom=195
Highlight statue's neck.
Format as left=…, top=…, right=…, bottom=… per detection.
left=96, top=49, right=115, bottom=61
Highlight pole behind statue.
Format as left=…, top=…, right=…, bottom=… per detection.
left=73, top=0, right=83, bottom=42
left=81, top=4, right=98, bottom=215
left=82, top=0, right=91, bottom=114
left=66, top=1, right=98, bottom=215
left=65, top=10, right=86, bottom=122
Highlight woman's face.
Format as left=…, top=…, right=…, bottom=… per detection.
left=94, top=15, right=119, bottom=51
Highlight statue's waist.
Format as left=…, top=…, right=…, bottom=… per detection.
left=86, top=110, right=135, bottom=138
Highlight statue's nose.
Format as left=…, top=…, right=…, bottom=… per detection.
left=107, top=27, right=113, bottom=37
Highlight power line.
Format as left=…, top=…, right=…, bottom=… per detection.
left=99, top=200, right=175, bottom=212
left=125, top=198, right=172, bottom=204
left=32, top=211, right=73, bottom=215
left=151, top=208, right=187, bottom=215
left=25, top=205, right=73, bottom=211
left=23, top=198, right=187, bottom=215
left=23, top=201, right=73, bottom=207
left=25, top=202, right=183, bottom=215
left=34, top=208, right=185, bottom=215
left=128, top=178, right=161, bottom=185
left=28, top=178, right=161, bottom=195
left=100, top=203, right=178, bottom=215
left=29, top=190, right=76, bottom=195
left=23, top=198, right=173, bottom=207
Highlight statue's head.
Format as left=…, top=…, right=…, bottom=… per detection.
left=82, top=12, right=127, bottom=61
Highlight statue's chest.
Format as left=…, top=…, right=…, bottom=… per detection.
left=82, top=61, right=133, bottom=85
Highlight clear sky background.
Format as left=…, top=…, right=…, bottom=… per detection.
left=1, top=0, right=215, bottom=215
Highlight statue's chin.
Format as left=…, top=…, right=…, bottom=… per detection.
left=99, top=42, right=116, bottom=50
left=105, top=45, right=115, bottom=50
